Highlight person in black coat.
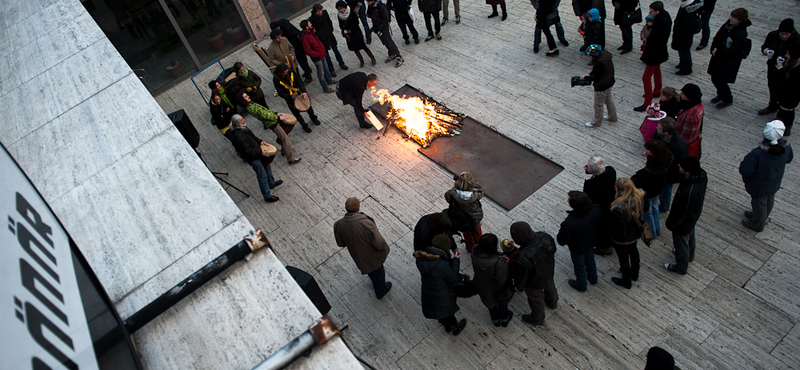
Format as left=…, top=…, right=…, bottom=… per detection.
left=367, top=0, right=404, bottom=67
left=758, top=19, right=800, bottom=115
left=413, top=212, right=453, bottom=251
left=612, top=0, right=638, bottom=52
left=608, top=178, right=648, bottom=289
left=707, top=8, right=751, bottom=109
left=337, top=72, right=378, bottom=128
left=776, top=44, right=800, bottom=135
left=270, top=19, right=314, bottom=82
left=653, top=117, right=688, bottom=212
left=635, top=1, right=672, bottom=112
left=229, top=115, right=282, bottom=203
left=511, top=221, right=558, bottom=326
left=536, top=0, right=561, bottom=56
left=310, top=4, right=349, bottom=76
left=557, top=192, right=602, bottom=291
left=209, top=91, right=236, bottom=142
left=631, top=140, right=672, bottom=238
left=414, top=235, right=467, bottom=335
left=583, top=156, right=617, bottom=254
left=418, top=0, right=443, bottom=41
left=582, top=8, right=605, bottom=52
left=387, top=0, right=419, bottom=45
left=471, top=234, right=514, bottom=327
left=336, top=1, right=377, bottom=67
left=664, top=157, right=707, bottom=275
left=695, top=0, right=716, bottom=49
left=573, top=0, right=605, bottom=21
left=273, top=63, right=319, bottom=132
left=671, top=0, right=703, bottom=75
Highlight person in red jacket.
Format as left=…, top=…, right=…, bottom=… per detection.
left=300, top=20, right=338, bottom=93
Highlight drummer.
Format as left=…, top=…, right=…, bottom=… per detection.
left=229, top=114, right=284, bottom=203
left=273, top=62, right=320, bottom=133
left=237, top=91, right=303, bottom=165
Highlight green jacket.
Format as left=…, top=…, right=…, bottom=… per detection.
left=247, top=103, right=278, bottom=129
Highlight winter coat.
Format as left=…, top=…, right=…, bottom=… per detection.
left=368, top=2, right=393, bottom=33
left=777, top=64, right=800, bottom=109
left=210, top=101, right=235, bottom=130
left=309, top=10, right=338, bottom=49
left=574, top=0, right=605, bottom=20
left=236, top=69, right=265, bottom=102
left=762, top=29, right=800, bottom=69
left=418, top=0, right=441, bottom=13
left=471, top=250, right=511, bottom=309
left=584, top=19, right=606, bottom=49
left=334, top=213, right=390, bottom=274
left=513, top=232, right=556, bottom=290
left=412, top=214, right=456, bottom=252
left=338, top=72, right=369, bottom=111
left=612, top=0, right=638, bottom=25
left=640, top=10, right=672, bottom=66
left=557, top=205, right=603, bottom=255
left=230, top=126, right=267, bottom=163
left=671, top=5, right=700, bottom=51
left=415, top=247, right=460, bottom=319
left=608, top=199, right=648, bottom=245
left=338, top=9, right=368, bottom=51
left=586, top=49, right=615, bottom=91
left=266, top=38, right=297, bottom=70
left=707, top=19, right=752, bottom=83
left=272, top=19, right=302, bottom=40
left=299, top=29, right=327, bottom=61
left=388, top=0, right=413, bottom=12
left=583, top=165, right=617, bottom=211
left=665, top=170, right=707, bottom=235
left=659, top=97, right=680, bottom=118
left=654, top=133, right=688, bottom=184
left=536, top=0, right=559, bottom=27
left=444, top=185, right=484, bottom=226
left=631, top=157, right=672, bottom=199
left=739, top=139, right=794, bottom=198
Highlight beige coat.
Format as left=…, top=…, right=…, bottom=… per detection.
left=266, top=38, right=297, bottom=70
left=334, top=213, right=390, bottom=274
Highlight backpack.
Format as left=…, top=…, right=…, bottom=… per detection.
left=740, top=37, right=753, bottom=59
left=690, top=12, right=702, bottom=34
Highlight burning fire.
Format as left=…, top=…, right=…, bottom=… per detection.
left=371, top=88, right=463, bottom=147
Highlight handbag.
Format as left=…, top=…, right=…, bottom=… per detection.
left=454, top=273, right=478, bottom=298
left=546, top=9, right=560, bottom=26
left=622, top=1, right=643, bottom=25
left=630, top=209, right=653, bottom=247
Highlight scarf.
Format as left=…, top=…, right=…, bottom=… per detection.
left=338, top=7, right=350, bottom=21
left=238, top=68, right=249, bottom=78
left=278, top=71, right=300, bottom=93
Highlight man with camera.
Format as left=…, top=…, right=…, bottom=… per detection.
left=577, top=44, right=617, bottom=128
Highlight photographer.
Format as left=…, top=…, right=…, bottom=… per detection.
left=580, top=44, right=617, bottom=128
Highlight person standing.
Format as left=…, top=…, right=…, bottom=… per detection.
left=387, top=0, right=420, bottom=45
left=472, top=234, right=514, bottom=327
left=557, top=191, right=602, bottom=292
left=441, top=0, right=460, bottom=25
left=631, top=140, right=672, bottom=238
left=229, top=115, right=283, bottom=203
left=334, top=197, right=393, bottom=299
left=664, top=157, right=707, bottom=275
left=237, top=92, right=303, bottom=165
left=531, top=0, right=568, bottom=53
left=414, top=234, right=468, bottom=335
left=347, top=0, right=373, bottom=44
left=367, top=0, right=404, bottom=67
left=310, top=4, right=350, bottom=78
left=234, top=62, right=269, bottom=109
left=419, top=0, right=443, bottom=41
left=583, top=156, right=617, bottom=255
left=413, top=212, right=453, bottom=251
left=694, top=0, right=716, bottom=50
left=671, top=0, right=703, bottom=75
left=582, top=8, right=605, bottom=52
left=272, top=63, right=319, bottom=133
left=739, top=120, right=794, bottom=232
left=270, top=19, right=314, bottom=84
left=266, top=30, right=299, bottom=74
left=582, top=44, right=617, bottom=128
left=510, top=221, right=558, bottom=326
left=299, top=20, right=338, bottom=93
left=444, top=172, right=484, bottom=252
left=776, top=44, right=800, bottom=136
left=609, top=178, right=647, bottom=289
left=675, top=83, right=704, bottom=158
left=707, top=8, right=751, bottom=109
left=612, top=0, right=638, bottom=53
left=653, top=118, right=688, bottom=213
left=536, top=0, right=561, bottom=57
left=337, top=72, right=379, bottom=128
left=759, top=19, right=800, bottom=116
left=634, top=1, right=671, bottom=112
left=336, top=1, right=378, bottom=68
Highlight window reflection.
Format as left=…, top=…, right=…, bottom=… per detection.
left=168, top=0, right=249, bottom=65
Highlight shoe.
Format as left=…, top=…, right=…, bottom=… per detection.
left=395, top=57, right=404, bottom=67
left=547, top=301, right=558, bottom=309
left=340, top=65, right=349, bottom=70
left=371, top=57, right=376, bottom=65
left=560, top=40, right=569, bottom=47
left=675, top=70, right=692, bottom=75
left=303, top=77, right=313, bottom=84
left=633, top=105, right=648, bottom=112
left=441, top=18, right=448, bottom=25
left=359, top=60, right=365, bottom=68
left=585, top=122, right=598, bottom=128
left=744, top=210, right=753, bottom=219
left=568, top=279, right=586, bottom=292
left=533, top=45, right=539, bottom=53
left=377, top=282, right=392, bottom=299
left=501, top=12, right=507, bottom=21
left=425, top=35, right=434, bottom=42
left=330, top=71, right=337, bottom=78
left=414, top=38, right=420, bottom=44
left=312, top=118, right=321, bottom=125
left=675, top=64, right=682, bottom=69
left=715, top=101, right=733, bottom=109
left=273, top=91, right=279, bottom=97
left=330, top=79, right=338, bottom=85
left=617, top=45, right=625, bottom=50
left=632, top=273, right=639, bottom=281
left=302, top=125, right=312, bottom=133
left=405, top=39, right=410, bottom=45
left=265, top=195, right=280, bottom=203
left=366, top=37, right=372, bottom=45
left=324, top=88, right=335, bottom=93
left=435, top=33, right=442, bottom=40
left=289, top=158, right=303, bottom=165
left=545, top=48, right=559, bottom=57
left=611, top=277, right=631, bottom=289
left=521, top=314, right=543, bottom=326
left=710, top=96, right=722, bottom=104
left=493, top=319, right=502, bottom=327
left=385, top=55, right=395, bottom=63
left=269, top=180, right=283, bottom=189
left=359, top=123, right=374, bottom=129
left=758, top=107, right=777, bottom=115
left=451, top=319, right=467, bottom=336
left=696, top=44, right=707, bottom=50
left=594, top=248, right=613, bottom=256
left=664, top=263, right=685, bottom=275
left=741, top=220, right=762, bottom=232
left=619, top=48, right=632, bottom=55
left=456, top=15, right=461, bottom=23
left=488, top=12, right=499, bottom=18
left=500, top=311, right=513, bottom=327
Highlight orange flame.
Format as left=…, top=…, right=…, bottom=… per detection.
left=371, top=88, right=461, bottom=147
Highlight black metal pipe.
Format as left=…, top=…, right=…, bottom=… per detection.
left=123, top=229, right=268, bottom=334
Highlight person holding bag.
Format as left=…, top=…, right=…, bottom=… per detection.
left=537, top=0, right=561, bottom=56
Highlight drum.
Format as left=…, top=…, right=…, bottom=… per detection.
left=294, top=94, right=311, bottom=111
left=279, top=113, right=297, bottom=134
left=260, top=143, right=277, bottom=164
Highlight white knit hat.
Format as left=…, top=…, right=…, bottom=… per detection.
left=763, top=120, right=786, bottom=144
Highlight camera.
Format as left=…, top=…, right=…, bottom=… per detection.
left=571, top=76, right=592, bottom=87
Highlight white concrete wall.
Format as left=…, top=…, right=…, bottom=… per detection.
left=0, top=0, right=359, bottom=368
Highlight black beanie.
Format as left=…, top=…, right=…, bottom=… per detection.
left=681, top=83, right=702, bottom=102
left=778, top=18, right=795, bottom=33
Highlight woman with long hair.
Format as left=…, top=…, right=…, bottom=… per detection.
left=444, top=172, right=484, bottom=252
left=335, top=1, right=376, bottom=68
left=632, top=140, right=672, bottom=238
left=471, top=234, right=514, bottom=327
left=609, top=178, right=648, bottom=289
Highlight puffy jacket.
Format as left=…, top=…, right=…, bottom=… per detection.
left=444, top=185, right=484, bottom=225
left=641, top=10, right=672, bottom=65
left=584, top=19, right=606, bottom=49
left=414, top=247, right=460, bottom=319
left=299, top=29, right=327, bottom=60
left=513, top=232, right=556, bottom=290
left=586, top=49, right=615, bottom=91
left=665, top=170, right=707, bottom=235
left=471, top=250, right=511, bottom=309
left=557, top=205, right=603, bottom=254
left=739, top=140, right=794, bottom=197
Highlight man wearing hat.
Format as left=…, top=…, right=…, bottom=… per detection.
left=581, top=44, right=617, bottom=128
left=758, top=18, right=800, bottom=116
left=510, top=221, right=558, bottom=326
left=229, top=115, right=283, bottom=203
left=739, top=121, right=794, bottom=232
left=664, top=156, right=706, bottom=274
left=334, top=197, right=392, bottom=299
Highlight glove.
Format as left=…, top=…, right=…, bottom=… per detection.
left=247, top=87, right=254, bottom=92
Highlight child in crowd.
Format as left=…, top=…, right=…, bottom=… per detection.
left=639, top=103, right=667, bottom=155
left=659, top=87, right=681, bottom=118
left=640, top=13, right=654, bottom=51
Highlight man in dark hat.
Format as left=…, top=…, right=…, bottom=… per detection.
left=759, top=18, right=800, bottom=115
left=664, top=156, right=706, bottom=275
left=334, top=197, right=392, bottom=299
left=675, top=83, right=704, bottom=158
left=510, top=221, right=558, bottom=326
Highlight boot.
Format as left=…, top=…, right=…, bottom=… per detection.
left=501, top=7, right=507, bottom=21
left=301, top=123, right=312, bottom=133
left=356, top=52, right=365, bottom=68
left=488, top=5, right=498, bottom=18
left=365, top=49, right=376, bottom=65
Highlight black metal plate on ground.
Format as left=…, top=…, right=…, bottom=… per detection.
left=369, top=85, right=563, bottom=211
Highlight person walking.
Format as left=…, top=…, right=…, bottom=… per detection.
left=664, top=157, right=707, bottom=275
left=675, top=83, right=705, bottom=158
left=444, top=172, right=484, bottom=252
left=472, top=234, right=514, bottom=327
left=671, top=0, right=703, bottom=75
left=414, top=234, right=468, bottom=335
left=299, top=20, right=337, bottom=93
left=387, top=0, right=420, bottom=45
left=739, top=120, right=794, bottom=232
left=758, top=19, right=800, bottom=117
left=631, top=140, right=672, bottom=238
left=367, top=0, right=404, bottom=67
left=557, top=191, right=602, bottom=292
left=582, top=44, right=617, bottom=128
left=609, top=178, right=648, bottom=289
left=229, top=115, right=283, bottom=203
left=272, top=63, right=320, bottom=133
left=708, top=8, right=751, bottom=109
left=511, top=221, right=558, bottom=326
left=310, top=4, right=350, bottom=78
left=336, top=1, right=377, bottom=68
left=634, top=1, right=671, bottom=112
left=531, top=0, right=568, bottom=53
left=612, top=0, right=638, bottom=53
left=334, top=197, right=393, bottom=298
left=419, top=0, right=443, bottom=41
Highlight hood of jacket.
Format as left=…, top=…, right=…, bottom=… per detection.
left=759, top=138, right=791, bottom=155
left=414, top=247, right=447, bottom=273
left=451, top=187, right=478, bottom=203
left=471, top=250, right=499, bottom=273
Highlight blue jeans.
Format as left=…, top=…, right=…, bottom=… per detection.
left=642, top=195, right=661, bottom=237
left=312, top=59, right=332, bottom=91
left=659, top=183, right=674, bottom=212
left=358, top=5, right=371, bottom=42
left=535, top=21, right=566, bottom=47
left=699, top=11, right=712, bottom=47
left=570, top=252, right=597, bottom=290
left=249, top=159, right=276, bottom=200
left=367, top=265, right=388, bottom=297
left=325, top=45, right=346, bottom=72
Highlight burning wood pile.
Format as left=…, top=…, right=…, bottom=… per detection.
left=371, top=88, right=464, bottom=147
